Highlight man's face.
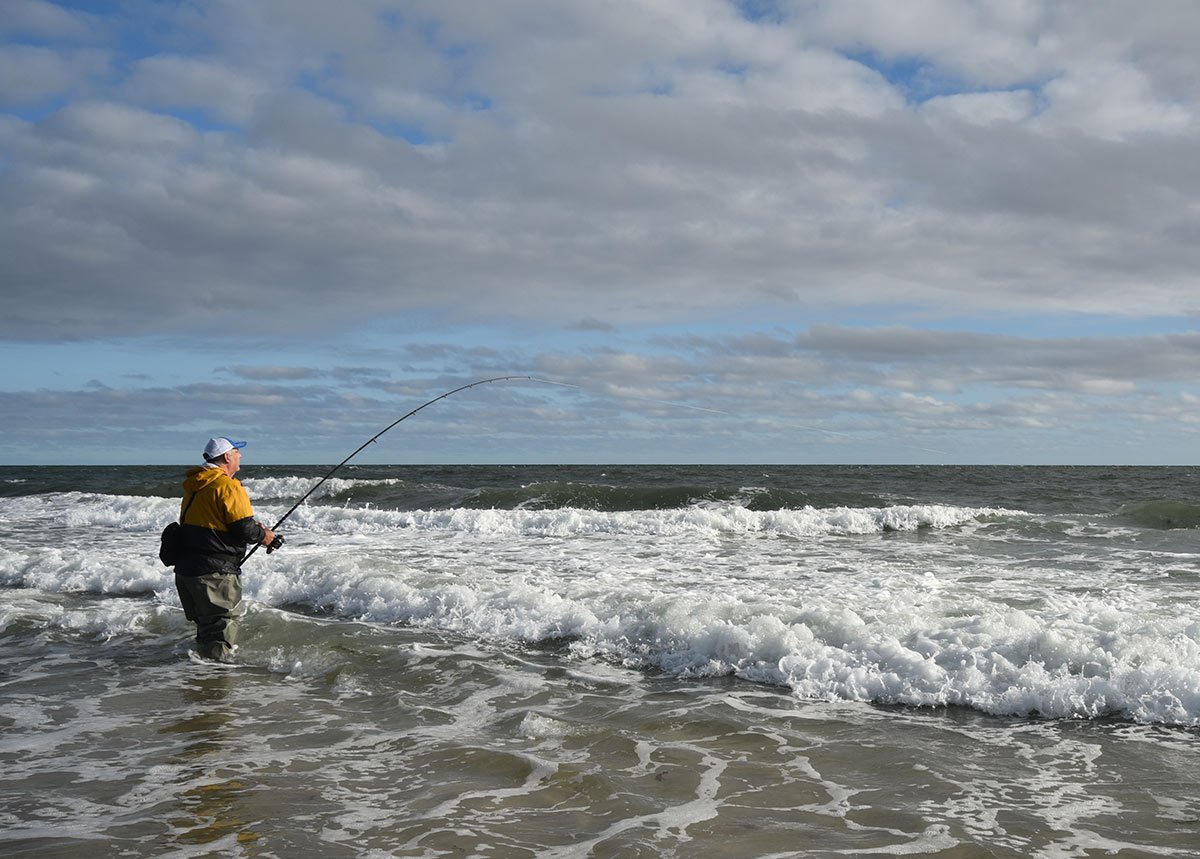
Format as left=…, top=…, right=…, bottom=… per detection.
left=225, top=447, right=242, bottom=474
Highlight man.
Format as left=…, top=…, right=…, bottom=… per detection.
left=174, top=436, right=281, bottom=661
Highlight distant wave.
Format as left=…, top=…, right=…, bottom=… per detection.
left=1117, top=500, right=1200, bottom=530
left=1, top=491, right=1017, bottom=541
left=236, top=474, right=906, bottom=513
left=233, top=498, right=1010, bottom=538
left=241, top=475, right=407, bottom=503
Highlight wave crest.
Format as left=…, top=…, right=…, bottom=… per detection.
left=279, top=502, right=1004, bottom=538
left=1117, top=500, right=1200, bottom=530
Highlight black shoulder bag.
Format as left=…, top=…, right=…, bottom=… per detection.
left=158, top=493, right=196, bottom=567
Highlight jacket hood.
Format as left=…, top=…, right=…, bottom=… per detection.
left=184, top=465, right=228, bottom=493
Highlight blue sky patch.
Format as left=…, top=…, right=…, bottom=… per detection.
left=844, top=49, right=963, bottom=103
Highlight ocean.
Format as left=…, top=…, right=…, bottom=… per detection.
left=1, top=464, right=1198, bottom=857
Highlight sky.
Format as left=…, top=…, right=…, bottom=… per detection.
left=2, top=0, right=1199, bottom=465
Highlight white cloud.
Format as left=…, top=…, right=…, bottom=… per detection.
left=0, top=44, right=104, bottom=105
left=792, top=0, right=1051, bottom=87
left=1037, top=60, right=1192, bottom=139
left=123, top=55, right=269, bottom=125
left=42, top=99, right=195, bottom=146
left=919, top=90, right=1035, bottom=125
left=0, top=0, right=101, bottom=43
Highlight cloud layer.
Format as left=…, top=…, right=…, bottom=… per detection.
left=2, top=1, right=1199, bottom=463
left=4, top=0, right=1199, bottom=340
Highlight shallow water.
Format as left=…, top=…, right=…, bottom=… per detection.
left=2, top=465, right=1199, bottom=856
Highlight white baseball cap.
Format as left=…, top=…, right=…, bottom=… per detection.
left=203, top=436, right=247, bottom=462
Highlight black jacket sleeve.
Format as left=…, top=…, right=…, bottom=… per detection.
left=228, top=516, right=266, bottom=546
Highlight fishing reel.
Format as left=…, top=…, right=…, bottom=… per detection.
left=266, top=534, right=285, bottom=553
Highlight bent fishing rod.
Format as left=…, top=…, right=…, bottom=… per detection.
left=240, top=375, right=571, bottom=567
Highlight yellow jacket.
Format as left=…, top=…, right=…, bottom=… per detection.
left=175, top=466, right=264, bottom=575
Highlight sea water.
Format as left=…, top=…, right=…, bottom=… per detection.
left=1, top=464, right=1198, bottom=857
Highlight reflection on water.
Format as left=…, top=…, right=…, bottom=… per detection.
left=160, top=672, right=262, bottom=852
left=170, top=779, right=260, bottom=849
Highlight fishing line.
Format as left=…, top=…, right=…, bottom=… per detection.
left=240, top=375, right=557, bottom=566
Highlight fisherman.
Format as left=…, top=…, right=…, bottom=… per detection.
left=174, top=436, right=282, bottom=661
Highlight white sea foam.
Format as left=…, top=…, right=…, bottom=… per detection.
left=241, top=475, right=407, bottom=501
left=236, top=533, right=1200, bottom=725
left=1, top=492, right=1007, bottom=538
left=2, top=490, right=1199, bottom=726
left=275, top=501, right=1009, bottom=539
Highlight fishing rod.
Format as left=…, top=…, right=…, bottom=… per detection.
left=240, top=375, right=564, bottom=567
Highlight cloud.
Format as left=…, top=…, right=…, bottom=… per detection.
left=220, top=365, right=321, bottom=381
left=567, top=317, right=618, bottom=333
left=1, top=322, right=1197, bottom=463
left=0, top=44, right=107, bottom=106
left=2, top=2, right=1199, bottom=465
left=2, top=1, right=1199, bottom=344
left=123, top=55, right=270, bottom=126
left=0, top=0, right=101, bottom=43
left=793, top=0, right=1051, bottom=89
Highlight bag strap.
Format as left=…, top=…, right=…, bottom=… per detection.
left=179, top=492, right=197, bottom=525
